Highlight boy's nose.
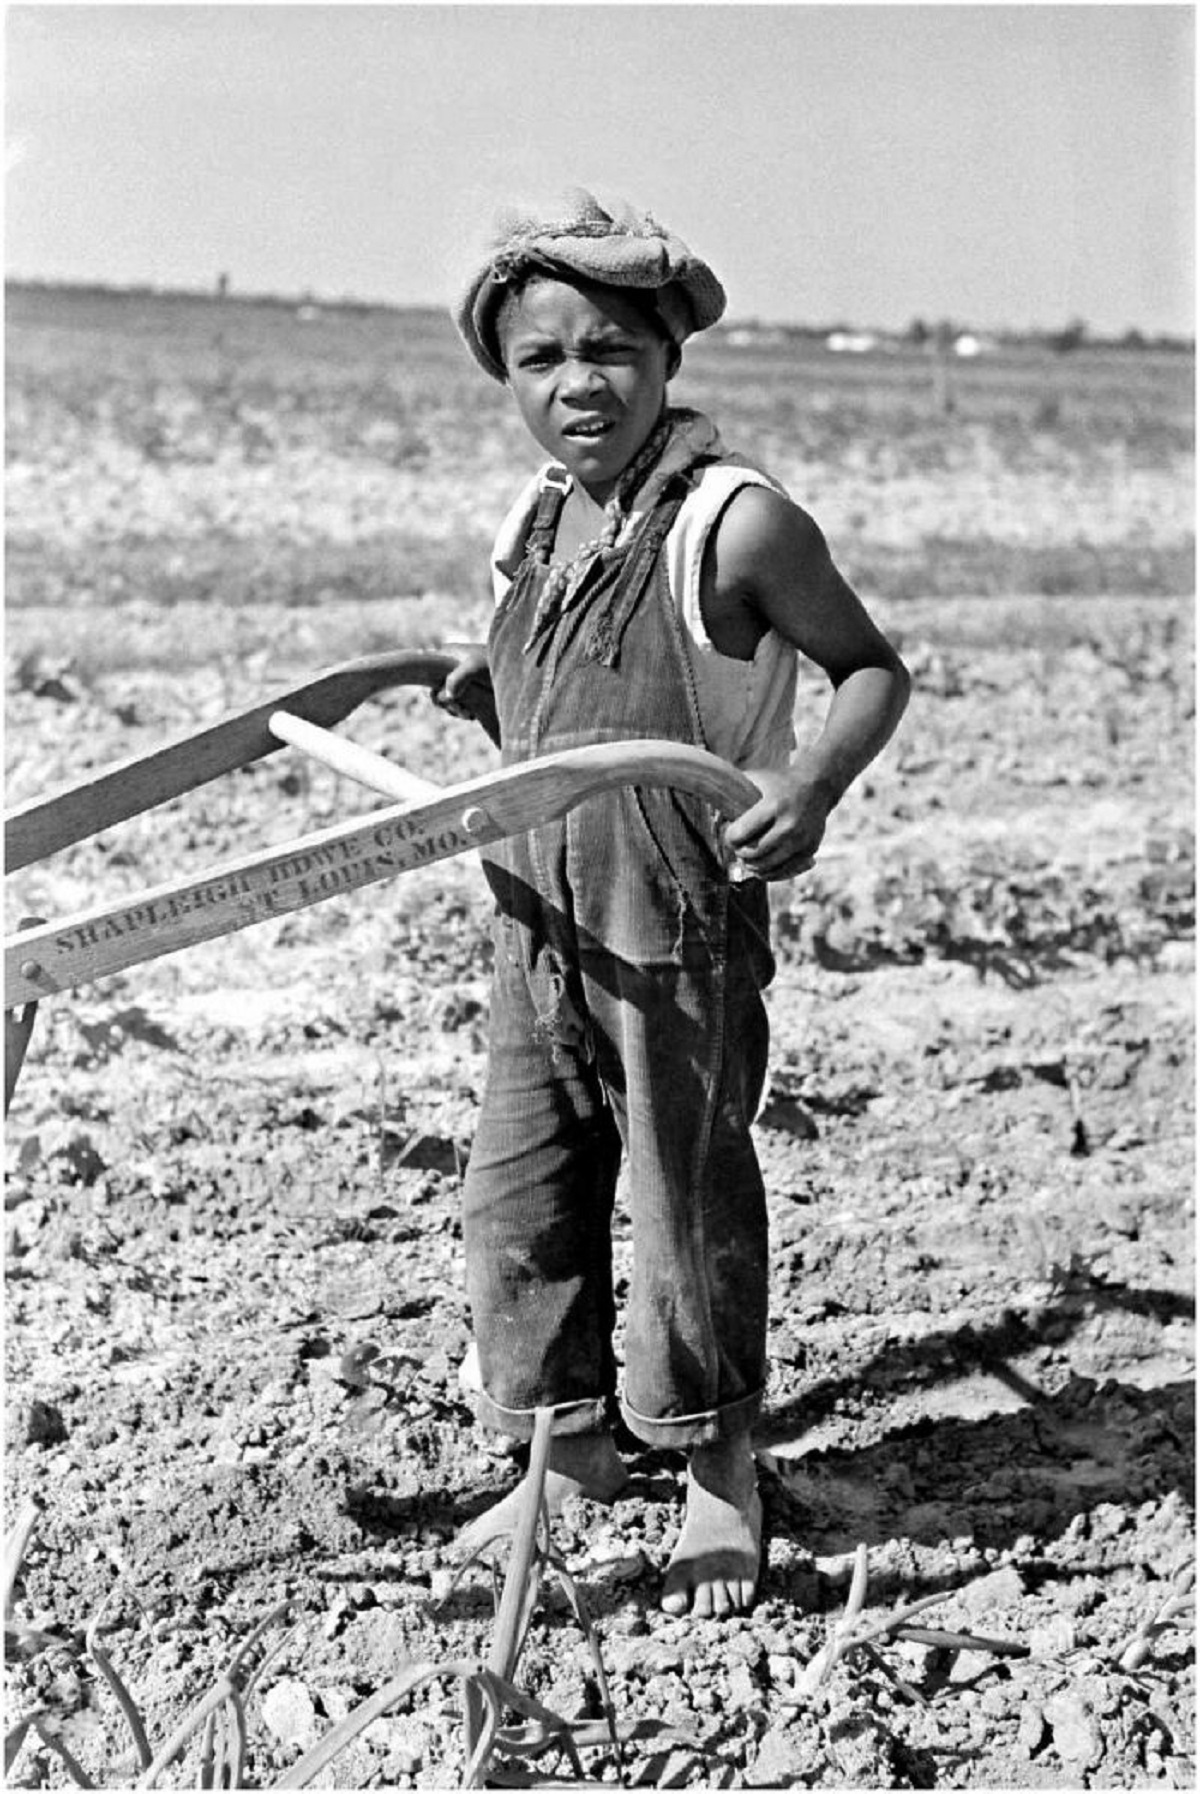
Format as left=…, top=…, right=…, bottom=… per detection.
left=560, top=357, right=605, bottom=396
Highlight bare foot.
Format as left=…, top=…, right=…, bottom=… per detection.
left=661, top=1437, right=762, bottom=1618
left=455, top=1430, right=628, bottom=1557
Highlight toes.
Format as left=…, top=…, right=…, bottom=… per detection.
left=692, top=1580, right=717, bottom=1619
left=727, top=1574, right=756, bottom=1613
left=661, top=1568, right=756, bottom=1617
left=660, top=1582, right=689, bottom=1616
left=702, top=1571, right=760, bottom=1616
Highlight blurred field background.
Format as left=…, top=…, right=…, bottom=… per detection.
left=5, top=283, right=1192, bottom=680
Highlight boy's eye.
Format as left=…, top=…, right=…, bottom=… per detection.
left=512, top=337, right=641, bottom=372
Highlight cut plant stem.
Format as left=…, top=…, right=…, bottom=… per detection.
left=87, top=1635, right=153, bottom=1770
left=272, top=1661, right=483, bottom=1790
left=1117, top=1564, right=1195, bottom=1672
left=135, top=1675, right=240, bottom=1788
left=860, top=1642, right=929, bottom=1706
left=32, top=1719, right=96, bottom=1789
left=487, top=1408, right=556, bottom=1684
left=3, top=1499, right=43, bottom=1622
left=896, top=1624, right=1029, bottom=1659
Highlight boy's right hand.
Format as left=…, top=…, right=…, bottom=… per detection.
left=432, top=643, right=500, bottom=746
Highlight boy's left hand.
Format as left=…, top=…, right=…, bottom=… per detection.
left=723, top=765, right=833, bottom=881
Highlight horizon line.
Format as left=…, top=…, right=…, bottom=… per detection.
left=5, top=275, right=1195, bottom=351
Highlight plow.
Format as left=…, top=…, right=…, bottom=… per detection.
left=5, top=647, right=759, bottom=1095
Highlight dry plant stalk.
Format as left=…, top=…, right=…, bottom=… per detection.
left=6, top=1413, right=681, bottom=1789
left=276, top=1404, right=643, bottom=1790
left=1117, top=1562, right=1195, bottom=1673
left=5, top=1502, right=295, bottom=1793
left=798, top=1542, right=1031, bottom=1697
left=4, top=1498, right=44, bottom=1626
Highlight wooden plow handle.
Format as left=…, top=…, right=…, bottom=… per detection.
left=4, top=649, right=458, bottom=871
left=6, top=742, right=760, bottom=1010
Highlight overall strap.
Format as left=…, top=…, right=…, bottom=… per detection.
left=525, top=467, right=572, bottom=564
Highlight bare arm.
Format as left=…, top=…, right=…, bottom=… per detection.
left=704, top=486, right=911, bottom=880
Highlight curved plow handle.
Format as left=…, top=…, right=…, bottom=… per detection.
left=5, top=741, right=759, bottom=1009
left=4, top=649, right=458, bottom=871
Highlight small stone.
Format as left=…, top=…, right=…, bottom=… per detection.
left=593, top=1550, right=649, bottom=1585
left=980, top=1685, right=1009, bottom=1720
left=727, top=1661, right=758, bottom=1707
left=384, top=1747, right=422, bottom=1777
left=1015, top=1701, right=1048, bottom=1758
left=428, top=1567, right=456, bottom=1602
left=960, top=1564, right=1025, bottom=1619
left=747, top=1723, right=808, bottom=1787
left=829, top=1713, right=896, bottom=1782
left=16, top=1398, right=68, bottom=1447
left=1029, top=1615, right=1077, bottom=1659
left=318, top=1687, right=356, bottom=1724
left=1044, top=1691, right=1104, bottom=1772
left=1087, top=1501, right=1131, bottom=1540
left=949, top=1650, right=998, bottom=1685
left=1054, top=1573, right=1104, bottom=1617
left=261, top=1677, right=319, bottom=1751
left=767, top=1652, right=796, bottom=1688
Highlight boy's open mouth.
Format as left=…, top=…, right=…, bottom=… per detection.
left=561, top=417, right=615, bottom=440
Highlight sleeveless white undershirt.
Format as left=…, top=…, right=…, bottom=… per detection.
left=490, top=456, right=798, bottom=772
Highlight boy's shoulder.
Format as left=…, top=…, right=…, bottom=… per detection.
left=674, top=452, right=795, bottom=541
left=687, top=445, right=783, bottom=487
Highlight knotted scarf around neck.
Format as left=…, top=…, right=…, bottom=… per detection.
left=521, top=407, right=724, bottom=655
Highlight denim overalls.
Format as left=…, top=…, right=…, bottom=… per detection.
left=462, top=463, right=774, bottom=1448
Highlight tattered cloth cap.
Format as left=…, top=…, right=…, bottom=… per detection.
left=454, top=186, right=727, bottom=382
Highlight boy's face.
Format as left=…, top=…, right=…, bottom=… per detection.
left=499, top=278, right=676, bottom=503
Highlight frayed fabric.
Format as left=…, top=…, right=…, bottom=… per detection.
left=454, top=185, right=727, bottom=382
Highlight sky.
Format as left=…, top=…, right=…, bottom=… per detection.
left=4, top=2, right=1195, bottom=337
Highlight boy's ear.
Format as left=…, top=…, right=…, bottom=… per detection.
left=665, top=342, right=683, bottom=379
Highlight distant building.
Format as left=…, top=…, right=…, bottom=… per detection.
left=825, top=330, right=878, bottom=354
left=723, top=325, right=791, bottom=348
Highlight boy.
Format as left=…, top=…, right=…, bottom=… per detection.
left=437, top=189, right=909, bottom=1618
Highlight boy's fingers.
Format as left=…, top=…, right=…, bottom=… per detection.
left=723, top=800, right=775, bottom=849
left=732, top=818, right=823, bottom=875
left=432, top=687, right=470, bottom=719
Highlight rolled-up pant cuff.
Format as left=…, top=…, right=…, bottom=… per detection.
left=472, top=1389, right=611, bottom=1441
left=620, top=1385, right=764, bottom=1449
